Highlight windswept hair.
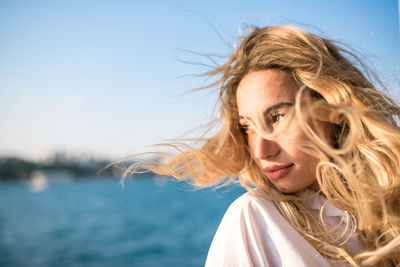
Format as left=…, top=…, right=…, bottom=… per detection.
left=122, top=26, right=400, bottom=266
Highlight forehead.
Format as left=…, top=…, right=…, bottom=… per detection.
left=236, top=70, right=298, bottom=115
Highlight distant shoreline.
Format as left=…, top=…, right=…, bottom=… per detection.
left=0, top=157, right=154, bottom=180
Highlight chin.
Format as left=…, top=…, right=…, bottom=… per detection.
left=275, top=182, right=319, bottom=194
left=273, top=182, right=309, bottom=194
left=274, top=185, right=298, bottom=194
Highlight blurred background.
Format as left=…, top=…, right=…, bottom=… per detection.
left=0, top=1, right=399, bottom=266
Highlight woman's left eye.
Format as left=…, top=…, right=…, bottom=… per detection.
left=271, top=113, right=285, bottom=123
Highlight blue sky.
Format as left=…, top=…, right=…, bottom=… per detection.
left=0, top=0, right=399, bottom=161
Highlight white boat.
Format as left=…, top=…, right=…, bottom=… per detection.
left=29, top=170, right=48, bottom=192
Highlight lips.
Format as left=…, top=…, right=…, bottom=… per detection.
left=263, top=163, right=294, bottom=180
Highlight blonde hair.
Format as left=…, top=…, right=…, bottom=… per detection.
left=123, top=25, right=400, bottom=266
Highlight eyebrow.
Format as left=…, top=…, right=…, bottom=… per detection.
left=238, top=102, right=293, bottom=120
left=263, top=102, right=293, bottom=116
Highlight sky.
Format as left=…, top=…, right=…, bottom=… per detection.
left=0, top=0, right=399, bottom=161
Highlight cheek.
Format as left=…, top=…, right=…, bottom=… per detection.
left=247, top=136, right=255, bottom=155
left=280, top=129, right=308, bottom=152
left=244, top=133, right=256, bottom=154
left=279, top=130, right=317, bottom=164
left=282, top=132, right=320, bottom=177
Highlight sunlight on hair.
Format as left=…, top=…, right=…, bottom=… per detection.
left=117, top=25, right=400, bottom=266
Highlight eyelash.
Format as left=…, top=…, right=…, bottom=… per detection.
left=238, top=112, right=286, bottom=133
left=271, top=113, right=285, bottom=123
left=238, top=123, right=249, bottom=133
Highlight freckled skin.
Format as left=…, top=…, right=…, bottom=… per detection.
left=236, top=70, right=330, bottom=193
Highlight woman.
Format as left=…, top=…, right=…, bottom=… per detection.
left=125, top=25, right=400, bottom=266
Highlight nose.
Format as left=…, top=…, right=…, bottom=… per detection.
left=252, top=133, right=280, bottom=160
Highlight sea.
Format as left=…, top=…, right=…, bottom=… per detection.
left=0, top=175, right=246, bottom=267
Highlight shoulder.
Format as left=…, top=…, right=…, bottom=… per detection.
left=225, top=191, right=279, bottom=221
left=205, top=191, right=331, bottom=267
left=205, top=192, right=288, bottom=267
left=220, top=191, right=290, bottom=235
left=228, top=191, right=274, bottom=211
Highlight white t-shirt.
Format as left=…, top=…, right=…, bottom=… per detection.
left=205, top=191, right=360, bottom=267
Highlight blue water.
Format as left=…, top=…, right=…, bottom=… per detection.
left=0, top=176, right=245, bottom=267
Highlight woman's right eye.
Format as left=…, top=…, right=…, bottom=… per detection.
left=238, top=123, right=249, bottom=133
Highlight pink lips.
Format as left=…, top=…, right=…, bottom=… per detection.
left=263, top=164, right=294, bottom=180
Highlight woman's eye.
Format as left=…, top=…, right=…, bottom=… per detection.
left=238, top=123, right=250, bottom=133
left=271, top=113, right=285, bottom=123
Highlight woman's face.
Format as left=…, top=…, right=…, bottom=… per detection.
left=236, top=69, right=330, bottom=193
